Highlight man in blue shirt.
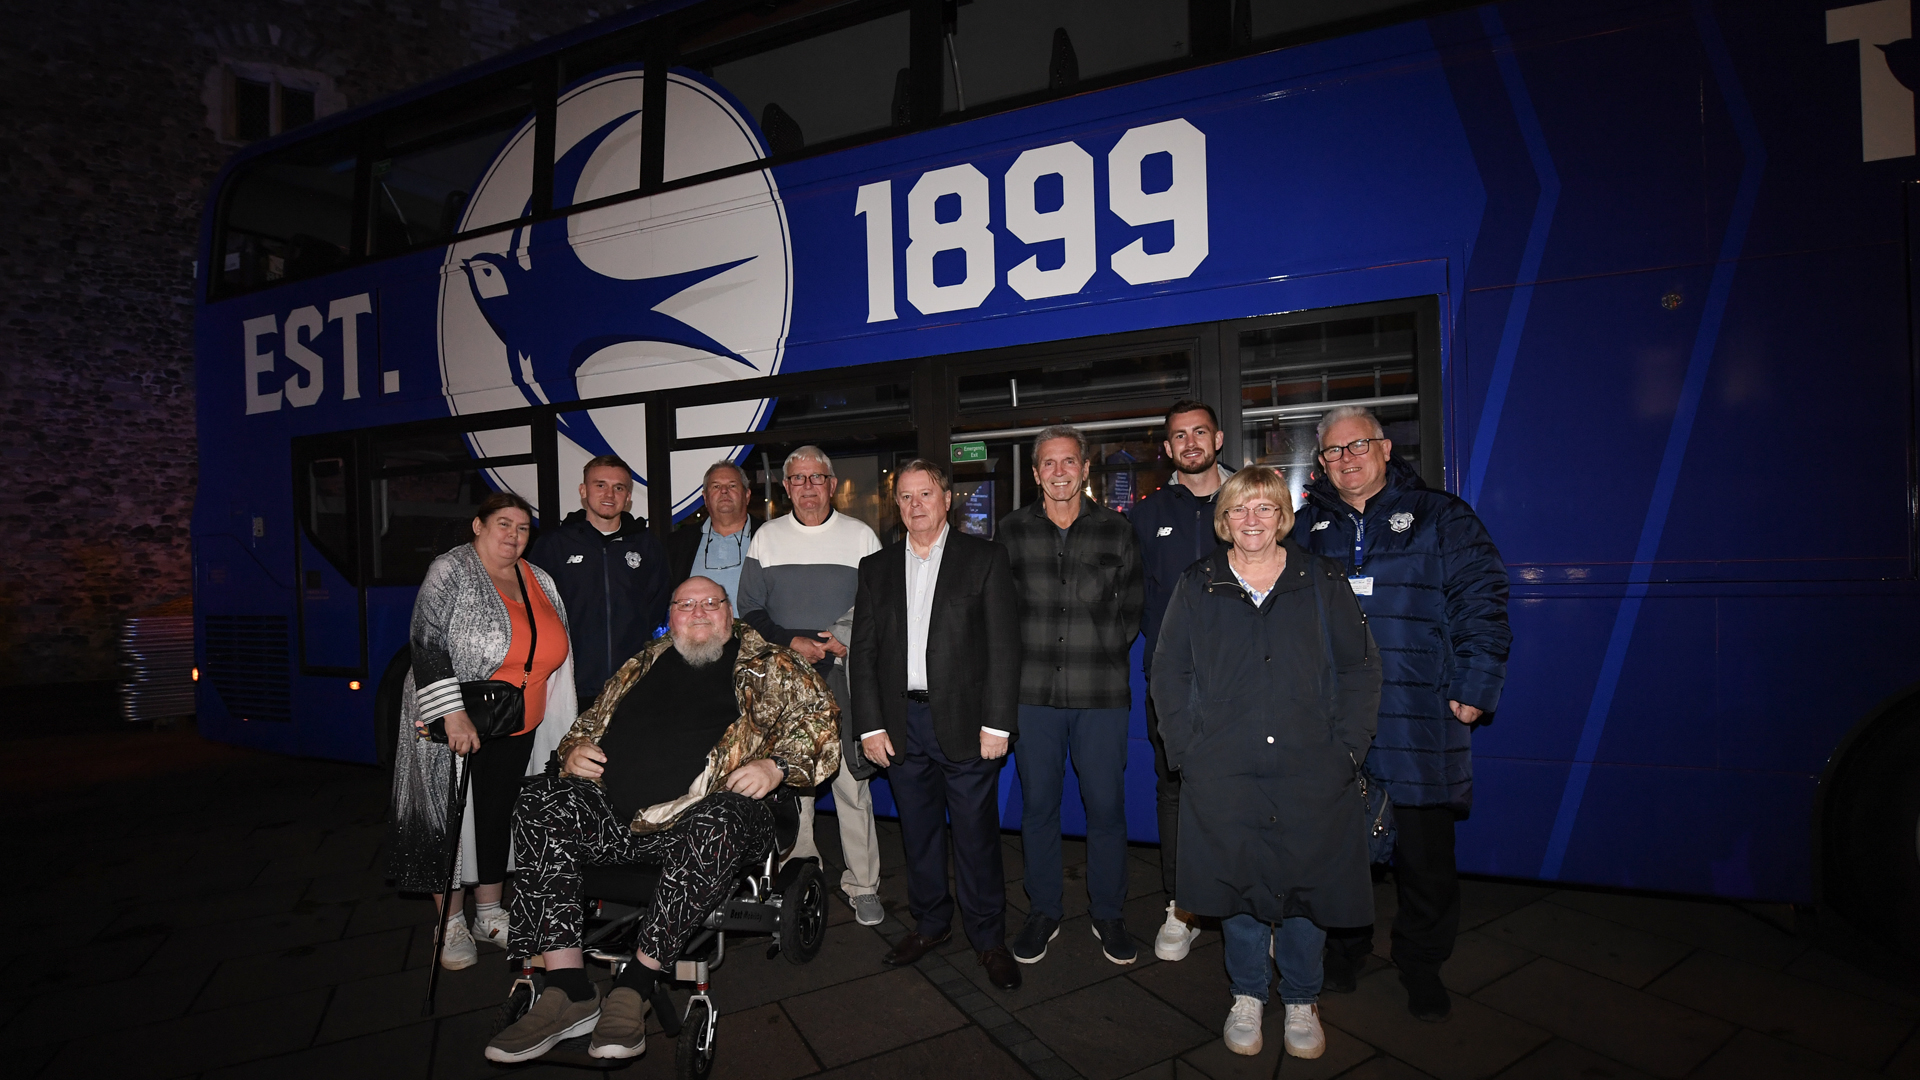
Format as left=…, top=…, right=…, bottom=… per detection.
left=668, top=461, right=757, bottom=608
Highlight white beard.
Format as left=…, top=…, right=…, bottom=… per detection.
left=673, top=631, right=728, bottom=667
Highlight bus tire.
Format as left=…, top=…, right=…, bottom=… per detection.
left=374, top=645, right=412, bottom=769
left=1819, top=695, right=1920, bottom=961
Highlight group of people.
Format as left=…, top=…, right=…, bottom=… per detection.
left=385, top=398, right=1510, bottom=1066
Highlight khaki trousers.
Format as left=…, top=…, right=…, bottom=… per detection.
left=791, top=760, right=882, bottom=896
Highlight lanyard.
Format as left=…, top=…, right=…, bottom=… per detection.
left=1352, top=514, right=1367, bottom=574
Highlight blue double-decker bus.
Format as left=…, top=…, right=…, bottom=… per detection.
left=190, top=0, right=1920, bottom=949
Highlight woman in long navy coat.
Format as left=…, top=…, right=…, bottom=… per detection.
left=1150, top=466, right=1381, bottom=1061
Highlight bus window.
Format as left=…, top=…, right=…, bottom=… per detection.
left=1238, top=310, right=1423, bottom=503
left=368, top=429, right=510, bottom=584
left=307, top=456, right=355, bottom=574
left=1245, top=0, right=1423, bottom=42
left=217, top=136, right=357, bottom=294
left=954, top=350, right=1189, bottom=417
left=690, top=4, right=913, bottom=158
left=941, top=0, right=1189, bottom=113
left=371, top=84, right=536, bottom=255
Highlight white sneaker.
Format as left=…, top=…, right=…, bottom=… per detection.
left=439, top=916, right=478, bottom=970
left=1223, top=994, right=1264, bottom=1056
left=1283, top=1003, right=1325, bottom=1059
left=1154, top=901, right=1200, bottom=961
left=474, top=907, right=511, bottom=951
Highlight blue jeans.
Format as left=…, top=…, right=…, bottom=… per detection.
left=1223, top=914, right=1325, bottom=1005
left=1013, top=705, right=1131, bottom=921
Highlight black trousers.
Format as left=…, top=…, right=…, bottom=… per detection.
left=890, top=700, right=1006, bottom=951
left=468, top=729, right=537, bottom=886
left=1327, top=804, right=1459, bottom=973
left=1144, top=689, right=1180, bottom=897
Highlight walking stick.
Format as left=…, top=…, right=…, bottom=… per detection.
left=423, top=749, right=473, bottom=1016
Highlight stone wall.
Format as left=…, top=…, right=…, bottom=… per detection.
left=0, top=0, right=618, bottom=683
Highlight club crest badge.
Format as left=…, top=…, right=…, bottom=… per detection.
left=625, top=550, right=643, bottom=569
left=438, top=65, right=791, bottom=520
left=1389, top=512, right=1414, bottom=533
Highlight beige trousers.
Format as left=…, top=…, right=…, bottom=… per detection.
left=791, top=761, right=882, bottom=896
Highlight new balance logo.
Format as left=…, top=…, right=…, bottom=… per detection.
left=1156, top=527, right=1173, bottom=537
left=567, top=554, right=585, bottom=564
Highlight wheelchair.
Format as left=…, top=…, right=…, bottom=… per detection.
left=490, top=789, right=828, bottom=1075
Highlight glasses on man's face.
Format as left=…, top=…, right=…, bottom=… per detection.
left=670, top=597, right=730, bottom=613
left=785, top=472, right=833, bottom=488
left=703, top=531, right=742, bottom=570
left=1225, top=503, right=1284, bottom=521
left=1318, top=438, right=1379, bottom=462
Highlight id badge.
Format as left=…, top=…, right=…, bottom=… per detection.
left=1348, top=576, right=1374, bottom=596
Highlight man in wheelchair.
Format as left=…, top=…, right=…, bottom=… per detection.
left=486, top=575, right=841, bottom=1064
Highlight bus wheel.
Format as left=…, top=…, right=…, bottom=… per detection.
left=374, top=645, right=412, bottom=769
left=1821, top=698, right=1920, bottom=961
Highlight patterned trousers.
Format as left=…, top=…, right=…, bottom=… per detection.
left=508, top=775, right=774, bottom=963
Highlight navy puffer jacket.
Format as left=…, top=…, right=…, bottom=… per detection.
left=1290, top=457, right=1510, bottom=812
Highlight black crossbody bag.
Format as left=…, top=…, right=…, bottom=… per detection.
left=426, top=562, right=537, bottom=744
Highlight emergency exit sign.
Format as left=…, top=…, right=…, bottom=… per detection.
left=951, top=441, right=987, bottom=463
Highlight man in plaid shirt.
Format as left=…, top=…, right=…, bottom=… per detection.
left=997, top=425, right=1145, bottom=967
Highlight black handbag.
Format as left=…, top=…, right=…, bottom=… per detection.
left=427, top=562, right=538, bottom=744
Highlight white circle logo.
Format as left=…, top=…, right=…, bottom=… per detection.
left=437, top=66, right=791, bottom=520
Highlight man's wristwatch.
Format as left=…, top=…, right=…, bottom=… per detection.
left=769, top=756, right=791, bottom=784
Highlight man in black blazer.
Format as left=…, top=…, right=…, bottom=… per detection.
left=851, top=458, right=1023, bottom=990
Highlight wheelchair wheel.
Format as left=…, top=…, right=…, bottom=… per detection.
left=675, top=998, right=717, bottom=1080
left=778, top=860, right=827, bottom=965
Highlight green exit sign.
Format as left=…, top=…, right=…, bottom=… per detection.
left=950, top=441, right=987, bottom=463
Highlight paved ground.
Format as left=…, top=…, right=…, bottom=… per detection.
left=6, top=716, right=1919, bottom=1080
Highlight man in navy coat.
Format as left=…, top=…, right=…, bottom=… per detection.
left=1291, top=405, right=1510, bottom=1022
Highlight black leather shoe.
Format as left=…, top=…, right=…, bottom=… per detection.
left=978, top=946, right=1022, bottom=990
left=882, top=930, right=951, bottom=966
left=1398, top=964, right=1451, bottom=1021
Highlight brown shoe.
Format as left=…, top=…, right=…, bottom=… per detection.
left=979, top=946, right=1022, bottom=990
left=883, top=930, right=951, bottom=966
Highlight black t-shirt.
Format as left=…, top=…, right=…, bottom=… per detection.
left=599, top=638, right=741, bottom=822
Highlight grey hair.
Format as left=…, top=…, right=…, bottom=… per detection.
left=1031, top=425, right=1090, bottom=463
left=702, top=459, right=750, bottom=488
left=783, top=445, right=834, bottom=478
left=1315, top=405, right=1386, bottom=443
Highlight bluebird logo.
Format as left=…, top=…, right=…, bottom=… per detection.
left=439, top=66, right=792, bottom=517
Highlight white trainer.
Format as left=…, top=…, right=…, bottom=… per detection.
left=1153, top=901, right=1200, bottom=961
left=1283, top=1003, right=1325, bottom=1059
left=1223, top=994, right=1264, bottom=1056
left=439, top=916, right=478, bottom=970
left=474, top=907, right=511, bottom=951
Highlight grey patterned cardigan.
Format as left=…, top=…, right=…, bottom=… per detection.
left=387, top=542, right=578, bottom=893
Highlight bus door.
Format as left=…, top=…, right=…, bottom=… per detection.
left=293, top=434, right=366, bottom=675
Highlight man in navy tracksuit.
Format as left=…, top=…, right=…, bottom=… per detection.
left=1291, top=405, right=1509, bottom=1022
left=527, top=455, right=672, bottom=709
left=1127, top=399, right=1232, bottom=963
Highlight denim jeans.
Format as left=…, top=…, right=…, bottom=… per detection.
left=1223, top=913, right=1325, bottom=1005
left=1013, top=704, right=1132, bottom=921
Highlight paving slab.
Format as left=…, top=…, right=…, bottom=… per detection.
left=689, top=920, right=895, bottom=1013
left=39, top=985, right=331, bottom=1079
left=1542, top=889, right=1805, bottom=970
left=1018, top=971, right=1214, bottom=1080
left=1684, top=1027, right=1883, bottom=1080
left=1782, top=947, right=1920, bottom=1015
left=1319, top=967, right=1546, bottom=1080
left=782, top=966, right=967, bottom=1068
left=1, top=960, right=218, bottom=1049
left=705, top=1001, right=820, bottom=1080
left=1489, top=1038, right=1652, bottom=1080
left=812, top=1024, right=1029, bottom=1080
left=1643, top=948, right=1913, bottom=1070
left=198, top=924, right=412, bottom=1010
left=1478, top=900, right=1691, bottom=988
left=954, top=911, right=1148, bottom=1009
left=1131, top=939, right=1232, bottom=1028
left=1471, top=958, right=1731, bottom=1078
left=312, top=957, right=509, bottom=1044
left=1440, top=929, right=1537, bottom=996
left=1887, top=1030, right=1920, bottom=1079
left=138, top=902, right=354, bottom=973
left=203, top=1020, right=436, bottom=1080
left=1455, top=880, right=1552, bottom=934
left=1331, top=1054, right=1437, bottom=1079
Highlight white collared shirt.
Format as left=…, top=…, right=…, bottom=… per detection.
left=859, top=523, right=1006, bottom=740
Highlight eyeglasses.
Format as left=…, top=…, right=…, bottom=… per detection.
left=1225, top=504, right=1284, bottom=520
left=702, top=531, right=743, bottom=570
left=1318, top=438, right=1379, bottom=462
left=785, top=472, right=834, bottom=487
left=670, top=597, right=730, bottom=613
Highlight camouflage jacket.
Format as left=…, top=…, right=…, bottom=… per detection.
left=555, top=621, right=841, bottom=833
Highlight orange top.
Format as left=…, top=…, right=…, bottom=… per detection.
left=490, top=562, right=571, bottom=735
